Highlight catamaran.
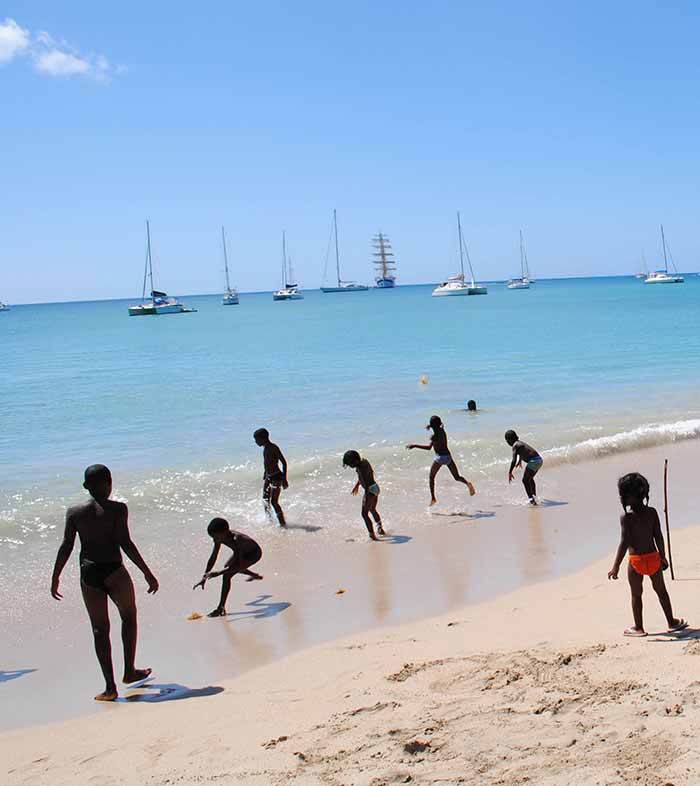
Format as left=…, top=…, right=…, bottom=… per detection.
left=221, top=226, right=239, bottom=305
left=273, top=231, right=304, bottom=301
left=432, top=213, right=487, bottom=297
left=645, top=225, right=684, bottom=284
left=321, top=210, right=368, bottom=293
left=0, top=301, right=9, bottom=311
left=128, top=221, right=197, bottom=316
left=507, top=231, right=531, bottom=290
left=373, top=232, right=397, bottom=288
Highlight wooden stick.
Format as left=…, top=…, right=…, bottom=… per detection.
left=664, top=458, right=675, bottom=580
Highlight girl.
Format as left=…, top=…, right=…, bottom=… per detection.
left=343, top=450, right=385, bottom=540
left=407, top=415, right=476, bottom=506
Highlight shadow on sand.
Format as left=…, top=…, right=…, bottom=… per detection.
left=0, top=669, right=36, bottom=684
left=379, top=534, right=412, bottom=545
left=431, top=510, right=496, bottom=520
left=648, top=626, right=700, bottom=642
left=537, top=500, right=568, bottom=508
left=121, top=683, right=224, bottom=703
left=284, top=523, right=323, bottom=533
left=225, top=594, right=291, bottom=621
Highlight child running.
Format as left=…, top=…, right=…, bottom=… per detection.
left=253, top=428, right=288, bottom=527
left=407, top=415, right=476, bottom=506
left=193, top=518, right=263, bottom=617
left=607, top=472, right=687, bottom=637
left=343, top=450, right=386, bottom=540
left=505, top=429, right=543, bottom=505
left=50, top=464, right=159, bottom=702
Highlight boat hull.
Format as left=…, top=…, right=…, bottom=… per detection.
left=222, top=294, right=239, bottom=305
left=644, top=276, right=684, bottom=284
left=321, top=285, right=369, bottom=293
left=432, top=285, right=488, bottom=297
left=375, top=278, right=396, bottom=288
left=273, top=293, right=304, bottom=301
left=128, top=303, right=197, bottom=316
left=507, top=282, right=530, bottom=290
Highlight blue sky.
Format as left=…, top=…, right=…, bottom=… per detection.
left=2, top=1, right=700, bottom=303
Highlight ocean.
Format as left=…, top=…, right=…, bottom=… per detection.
left=3, top=276, right=700, bottom=551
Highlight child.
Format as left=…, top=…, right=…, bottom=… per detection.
left=608, top=473, right=686, bottom=637
left=467, top=399, right=477, bottom=412
left=505, top=429, right=543, bottom=505
left=407, top=415, right=476, bottom=506
left=343, top=450, right=386, bottom=540
left=51, top=464, right=159, bottom=702
left=193, top=518, right=263, bottom=618
left=253, top=428, right=288, bottom=527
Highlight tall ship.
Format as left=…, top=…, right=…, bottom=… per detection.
left=221, top=225, right=239, bottom=305
left=645, top=225, right=684, bottom=284
left=273, top=231, right=304, bottom=301
left=373, top=232, right=397, bottom=288
left=432, top=212, right=487, bottom=297
left=507, top=230, right=531, bottom=290
left=321, top=210, right=369, bottom=293
left=128, top=221, right=197, bottom=316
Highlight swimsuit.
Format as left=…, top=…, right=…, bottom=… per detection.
left=367, top=483, right=380, bottom=496
left=80, top=558, right=123, bottom=591
left=434, top=454, right=452, bottom=466
left=265, top=471, right=285, bottom=488
left=629, top=552, right=661, bottom=576
left=525, top=456, right=543, bottom=474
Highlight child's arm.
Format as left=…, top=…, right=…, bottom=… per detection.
left=117, top=506, right=159, bottom=593
left=194, top=542, right=221, bottom=589
left=652, top=508, right=669, bottom=568
left=608, top=516, right=628, bottom=579
left=278, top=447, right=289, bottom=488
left=508, top=447, right=520, bottom=482
left=406, top=443, right=432, bottom=450
left=51, top=510, right=77, bottom=600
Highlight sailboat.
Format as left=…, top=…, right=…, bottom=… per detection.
left=373, top=232, right=397, bottom=288
left=645, top=225, right=684, bottom=284
left=0, top=301, right=9, bottom=311
left=273, top=231, right=304, bottom=301
left=321, top=210, right=369, bottom=293
left=221, top=226, right=239, bottom=305
left=634, top=251, right=648, bottom=279
left=507, top=231, right=531, bottom=290
left=128, top=221, right=197, bottom=316
left=432, top=213, right=487, bottom=297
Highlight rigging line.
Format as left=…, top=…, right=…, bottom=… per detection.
left=321, top=221, right=334, bottom=284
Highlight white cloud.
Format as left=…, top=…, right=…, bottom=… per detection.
left=0, top=17, right=122, bottom=83
left=0, top=18, right=29, bottom=63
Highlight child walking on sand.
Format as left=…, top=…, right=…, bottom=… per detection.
left=343, top=450, right=386, bottom=540
left=607, top=473, right=687, bottom=637
left=505, top=430, right=543, bottom=505
left=193, top=518, right=263, bottom=618
left=407, top=415, right=476, bottom=506
left=253, top=428, right=288, bottom=527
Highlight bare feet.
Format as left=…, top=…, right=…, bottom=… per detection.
left=467, top=481, right=476, bottom=497
left=377, top=525, right=386, bottom=537
left=529, top=497, right=538, bottom=506
left=623, top=627, right=647, bottom=637
left=245, top=572, right=263, bottom=582
left=429, top=498, right=437, bottom=507
left=668, top=618, right=688, bottom=633
left=95, top=687, right=118, bottom=702
left=369, top=533, right=379, bottom=541
left=123, top=668, right=152, bottom=685
left=207, top=607, right=226, bottom=618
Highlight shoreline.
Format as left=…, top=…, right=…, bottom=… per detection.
left=2, top=439, right=700, bottom=738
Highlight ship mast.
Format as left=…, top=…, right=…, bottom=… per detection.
left=222, top=225, right=231, bottom=292
left=372, top=232, right=397, bottom=282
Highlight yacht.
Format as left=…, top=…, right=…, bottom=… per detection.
left=507, top=230, right=531, bottom=289
left=221, top=226, right=239, bottom=305
left=273, top=232, right=304, bottom=301
left=321, top=210, right=369, bottom=292
left=433, top=212, right=487, bottom=297
left=645, top=226, right=684, bottom=284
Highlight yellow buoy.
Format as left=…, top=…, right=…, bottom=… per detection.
left=420, top=375, right=428, bottom=385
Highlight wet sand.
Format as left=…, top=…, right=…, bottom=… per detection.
left=1, top=440, right=697, bottom=733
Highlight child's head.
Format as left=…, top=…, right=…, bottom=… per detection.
left=253, top=428, right=270, bottom=446
left=342, top=450, right=361, bottom=469
left=504, top=429, right=518, bottom=446
left=618, top=473, right=650, bottom=511
left=207, top=517, right=230, bottom=542
left=467, top=399, right=477, bottom=412
left=83, top=464, right=112, bottom=501
left=427, top=414, right=443, bottom=432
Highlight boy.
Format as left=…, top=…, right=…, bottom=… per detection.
left=505, top=429, right=543, bottom=505
left=253, top=428, right=288, bottom=527
left=51, top=464, right=159, bottom=701
left=193, top=518, right=263, bottom=617
left=342, top=450, right=386, bottom=540
left=608, top=472, right=686, bottom=637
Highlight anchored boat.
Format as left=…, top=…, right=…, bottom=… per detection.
left=433, top=213, right=487, bottom=297
left=273, top=231, right=304, bottom=301
left=645, top=225, right=684, bottom=284
left=373, top=232, right=397, bottom=288
left=507, top=231, right=531, bottom=289
left=221, top=226, right=239, bottom=305
left=321, top=210, right=368, bottom=293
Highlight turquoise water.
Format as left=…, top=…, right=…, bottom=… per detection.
left=3, top=276, right=700, bottom=544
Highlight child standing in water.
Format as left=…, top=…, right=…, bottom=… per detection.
left=608, top=473, right=686, bottom=637
left=505, top=429, right=543, bottom=505
left=50, top=465, right=159, bottom=702
left=253, top=428, right=288, bottom=527
left=407, top=415, right=476, bottom=506
left=193, top=518, right=263, bottom=617
left=343, top=450, right=386, bottom=540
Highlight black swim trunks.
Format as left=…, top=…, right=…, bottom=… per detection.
left=80, top=559, right=123, bottom=591
left=265, top=471, right=285, bottom=488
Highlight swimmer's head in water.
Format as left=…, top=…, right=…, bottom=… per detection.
left=618, top=472, right=650, bottom=511
left=467, top=399, right=477, bottom=411
left=207, top=517, right=230, bottom=539
left=427, top=415, right=443, bottom=432
left=253, top=428, right=269, bottom=446
left=342, top=450, right=361, bottom=468
left=504, top=430, right=518, bottom=446
left=83, top=464, right=112, bottom=499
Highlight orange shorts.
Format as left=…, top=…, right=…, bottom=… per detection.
left=629, top=552, right=661, bottom=576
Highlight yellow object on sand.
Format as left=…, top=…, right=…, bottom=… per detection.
left=420, top=375, right=428, bottom=385
left=336, top=589, right=346, bottom=595
left=187, top=612, right=203, bottom=620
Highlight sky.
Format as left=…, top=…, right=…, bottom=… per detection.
left=2, top=1, right=700, bottom=303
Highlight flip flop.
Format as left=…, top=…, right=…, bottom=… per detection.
left=667, top=619, right=688, bottom=634
left=623, top=628, right=647, bottom=637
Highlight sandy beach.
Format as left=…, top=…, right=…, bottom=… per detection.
left=2, top=438, right=700, bottom=784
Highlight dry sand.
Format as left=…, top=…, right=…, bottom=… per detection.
left=3, top=441, right=700, bottom=784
